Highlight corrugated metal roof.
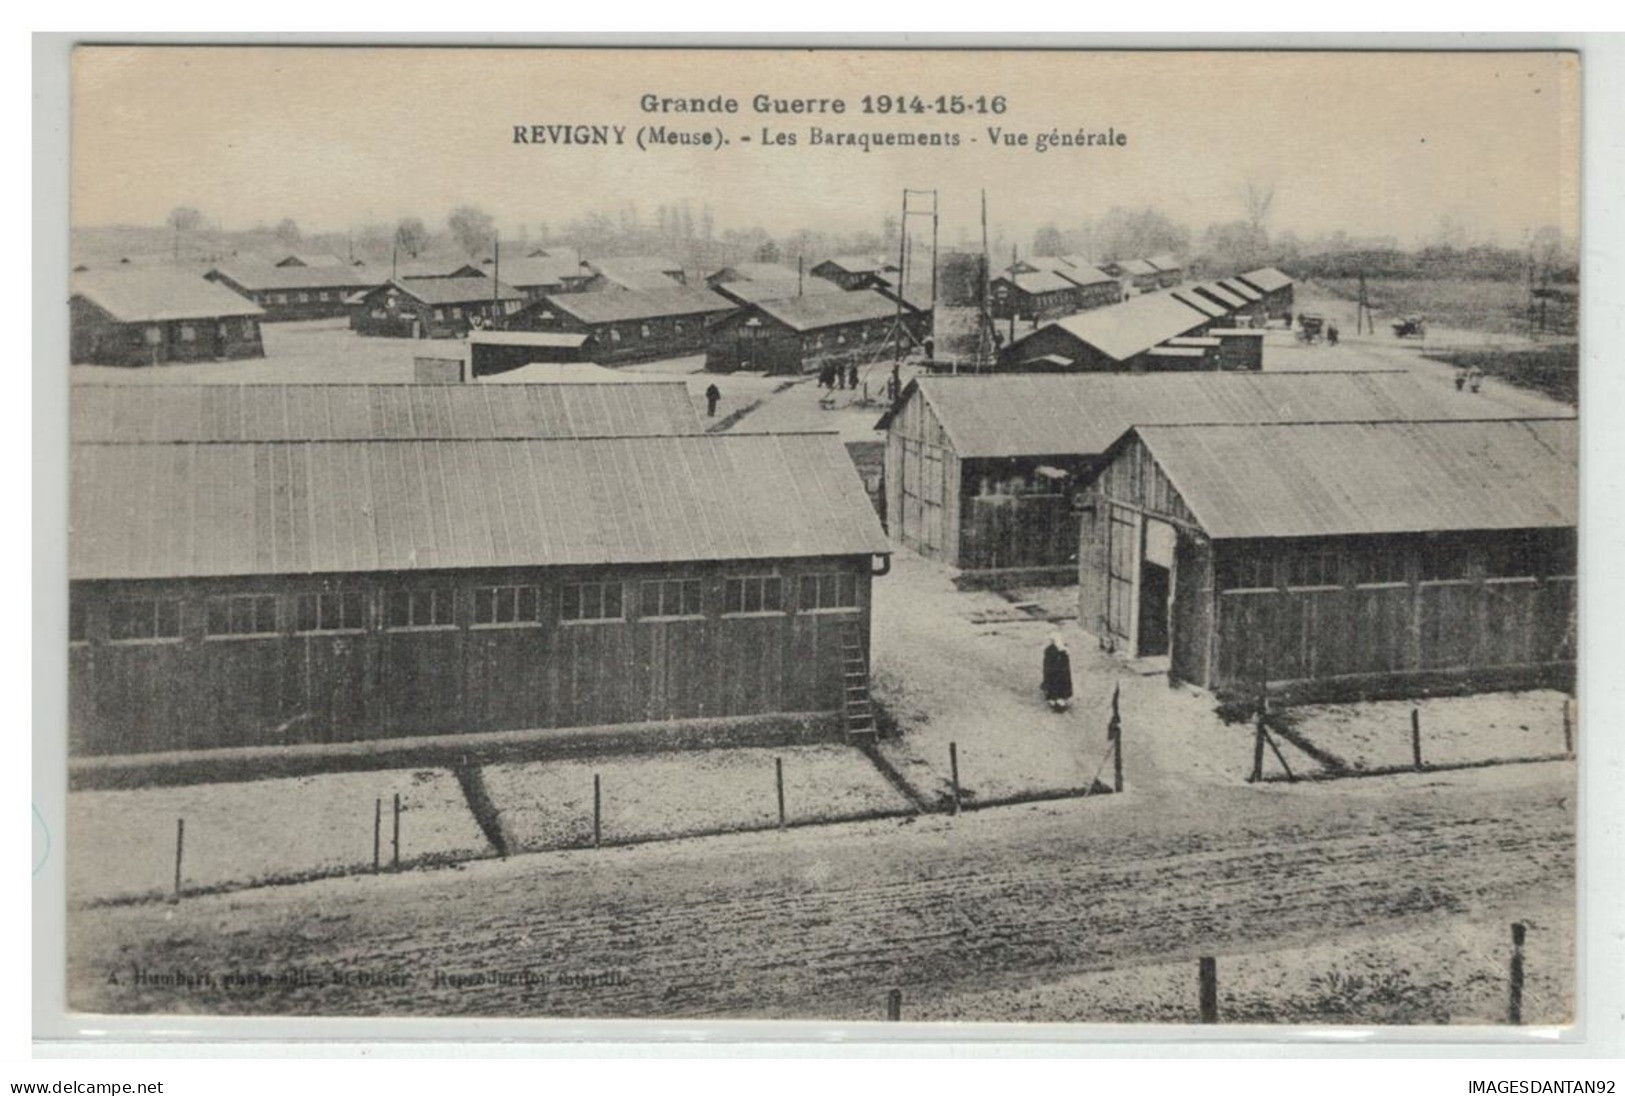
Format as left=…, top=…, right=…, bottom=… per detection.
left=711, top=276, right=844, bottom=305
left=387, top=277, right=526, bottom=305
left=1193, top=282, right=1249, bottom=310
left=538, top=287, right=734, bottom=325
left=70, top=432, right=890, bottom=580
left=1055, top=262, right=1116, bottom=287
left=487, top=256, right=578, bottom=288
left=1216, top=277, right=1263, bottom=303
left=470, top=331, right=591, bottom=348
left=210, top=263, right=377, bottom=292
left=891, top=371, right=1573, bottom=459
left=750, top=289, right=906, bottom=332
left=1013, top=292, right=1210, bottom=361
left=1169, top=289, right=1228, bottom=319
left=71, top=270, right=267, bottom=323
left=818, top=255, right=898, bottom=275
left=1238, top=266, right=1293, bottom=293
left=1116, top=259, right=1161, bottom=276
left=476, top=364, right=677, bottom=385
left=997, top=270, right=1081, bottom=295
left=71, top=383, right=702, bottom=443
left=1128, top=419, right=1577, bottom=539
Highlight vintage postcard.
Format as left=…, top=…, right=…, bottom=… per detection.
left=55, top=45, right=1580, bottom=1029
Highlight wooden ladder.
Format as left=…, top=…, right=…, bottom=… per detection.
left=839, top=619, right=876, bottom=740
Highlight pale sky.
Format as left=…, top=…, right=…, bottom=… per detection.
left=71, top=47, right=1580, bottom=247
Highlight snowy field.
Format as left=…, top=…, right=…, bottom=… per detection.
left=915, top=902, right=1572, bottom=1025
left=1284, top=691, right=1573, bottom=774
left=67, top=767, right=491, bottom=905
left=481, top=743, right=913, bottom=852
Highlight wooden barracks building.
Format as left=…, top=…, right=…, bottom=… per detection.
left=68, top=385, right=889, bottom=757
left=70, top=269, right=267, bottom=367
left=349, top=278, right=527, bottom=339
left=1076, top=418, right=1576, bottom=700
left=706, top=289, right=930, bottom=375
left=879, top=371, right=1567, bottom=583
left=206, top=262, right=378, bottom=321
left=511, top=286, right=736, bottom=365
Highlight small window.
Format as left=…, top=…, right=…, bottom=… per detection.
left=561, top=581, right=623, bottom=622
left=1221, top=554, right=1275, bottom=591
left=295, top=591, right=368, bottom=633
left=143, top=325, right=162, bottom=345
left=505, top=300, right=521, bottom=314
left=1354, top=549, right=1409, bottom=586
left=179, top=324, right=196, bottom=343
left=1287, top=546, right=1342, bottom=589
left=724, top=576, right=785, bottom=615
left=1421, top=544, right=1471, bottom=582
left=640, top=324, right=652, bottom=338
left=473, top=585, right=542, bottom=627
left=609, top=328, right=622, bottom=343
left=386, top=588, right=455, bottom=630
left=675, top=321, right=685, bottom=335
left=433, top=309, right=446, bottom=322
left=297, top=292, right=310, bottom=303
left=109, top=598, right=183, bottom=642
left=69, top=599, right=88, bottom=644
left=206, top=594, right=279, bottom=637
left=371, top=309, right=388, bottom=319
left=640, top=578, right=702, bottom=619
left=799, top=573, right=858, bottom=611
left=1483, top=533, right=1540, bottom=579
left=241, top=318, right=257, bottom=337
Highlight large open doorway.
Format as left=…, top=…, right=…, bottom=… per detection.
left=1137, top=519, right=1177, bottom=658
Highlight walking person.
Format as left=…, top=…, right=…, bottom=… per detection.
left=1042, top=633, right=1074, bottom=713
left=704, top=382, right=721, bottom=418
left=847, top=363, right=859, bottom=391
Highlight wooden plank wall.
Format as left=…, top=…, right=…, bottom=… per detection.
left=1212, top=540, right=1577, bottom=693
left=68, top=559, right=871, bottom=757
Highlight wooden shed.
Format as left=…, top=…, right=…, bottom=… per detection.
left=70, top=270, right=266, bottom=366
left=468, top=331, right=596, bottom=376
left=705, top=289, right=929, bottom=375
left=349, top=278, right=526, bottom=339
left=510, top=287, right=735, bottom=364
left=996, top=292, right=1213, bottom=373
left=878, top=371, right=1566, bottom=583
left=1146, top=254, right=1185, bottom=288
left=588, top=256, right=687, bottom=291
left=206, top=262, right=380, bottom=321
left=810, top=256, right=900, bottom=291
left=1076, top=419, right=1577, bottom=701
left=68, top=430, right=888, bottom=757
left=1236, top=266, right=1296, bottom=323
left=990, top=270, right=1086, bottom=322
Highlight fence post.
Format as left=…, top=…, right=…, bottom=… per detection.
left=1199, top=956, right=1218, bottom=1023
left=1509, top=922, right=1526, bottom=1025
left=392, top=792, right=401, bottom=870
left=172, top=818, right=185, bottom=903
left=1411, top=707, right=1424, bottom=770
left=1111, top=684, right=1124, bottom=793
left=1562, top=698, right=1573, bottom=756
left=1250, top=715, right=1266, bottom=783
left=886, top=988, right=903, bottom=1021
left=593, top=774, right=602, bottom=848
left=949, top=742, right=961, bottom=815
left=373, top=798, right=382, bottom=873
left=776, top=757, right=786, bottom=830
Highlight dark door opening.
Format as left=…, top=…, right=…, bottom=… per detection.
left=1138, top=560, right=1171, bottom=657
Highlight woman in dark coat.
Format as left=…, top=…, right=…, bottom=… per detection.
left=1042, top=633, right=1074, bottom=712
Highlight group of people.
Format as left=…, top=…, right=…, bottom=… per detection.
left=818, top=362, right=861, bottom=391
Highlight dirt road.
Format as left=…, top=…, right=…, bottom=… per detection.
left=69, top=761, right=1573, bottom=1021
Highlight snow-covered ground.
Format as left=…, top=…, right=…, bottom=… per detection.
left=1285, top=691, right=1572, bottom=774
left=915, top=902, right=1572, bottom=1025
left=482, top=743, right=912, bottom=852
left=67, top=768, right=491, bottom=905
